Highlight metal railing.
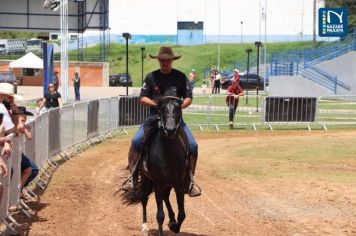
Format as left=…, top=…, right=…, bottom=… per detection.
left=0, top=97, right=134, bottom=232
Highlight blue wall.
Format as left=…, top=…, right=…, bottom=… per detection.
left=177, top=30, right=204, bottom=45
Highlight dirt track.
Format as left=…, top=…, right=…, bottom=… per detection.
left=15, top=131, right=356, bottom=236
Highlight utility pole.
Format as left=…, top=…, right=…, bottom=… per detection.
left=122, top=32, right=131, bottom=95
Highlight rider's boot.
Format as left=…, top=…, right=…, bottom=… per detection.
left=187, top=153, right=201, bottom=197
left=121, top=148, right=140, bottom=191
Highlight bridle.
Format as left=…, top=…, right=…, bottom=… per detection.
left=158, top=96, right=182, bottom=137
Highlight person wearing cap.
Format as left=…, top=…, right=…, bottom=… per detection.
left=188, top=69, right=196, bottom=90
left=226, top=75, right=244, bottom=129
left=234, top=69, right=240, bottom=81
left=12, top=106, right=39, bottom=192
left=122, top=46, right=201, bottom=197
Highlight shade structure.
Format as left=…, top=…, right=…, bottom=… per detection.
left=9, top=52, right=43, bottom=69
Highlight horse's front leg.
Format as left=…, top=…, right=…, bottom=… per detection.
left=163, top=187, right=177, bottom=230
left=169, top=188, right=186, bottom=234
left=154, top=185, right=165, bottom=236
left=141, top=192, right=149, bottom=235
left=141, top=178, right=153, bottom=235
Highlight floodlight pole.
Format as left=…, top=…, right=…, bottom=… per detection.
left=245, top=48, right=252, bottom=105
left=240, top=21, right=243, bottom=44
left=60, top=0, right=69, bottom=103
left=255, top=41, right=262, bottom=112
left=122, top=33, right=131, bottom=96
left=141, top=46, right=145, bottom=85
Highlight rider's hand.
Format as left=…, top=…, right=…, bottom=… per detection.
left=234, top=95, right=239, bottom=99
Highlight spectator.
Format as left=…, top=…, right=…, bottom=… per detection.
left=12, top=106, right=39, bottom=192
left=201, top=81, right=207, bottom=94
left=35, top=98, right=46, bottom=116
left=226, top=77, right=244, bottom=129
left=72, top=72, right=81, bottom=102
left=0, top=119, right=10, bottom=205
left=188, top=69, right=196, bottom=89
left=0, top=83, right=21, bottom=149
left=212, top=70, right=221, bottom=94
left=234, top=68, right=240, bottom=81
left=53, top=71, right=60, bottom=91
left=41, top=83, right=63, bottom=111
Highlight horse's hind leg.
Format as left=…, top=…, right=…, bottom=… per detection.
left=154, top=186, right=165, bottom=236
left=163, top=187, right=177, bottom=229
left=169, top=189, right=186, bottom=234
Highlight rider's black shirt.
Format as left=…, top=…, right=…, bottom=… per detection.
left=140, top=69, right=192, bottom=114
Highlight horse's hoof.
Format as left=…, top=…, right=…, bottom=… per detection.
left=168, top=222, right=180, bottom=233
left=141, top=223, right=149, bottom=233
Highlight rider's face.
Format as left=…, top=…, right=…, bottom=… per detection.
left=158, top=58, right=173, bottom=74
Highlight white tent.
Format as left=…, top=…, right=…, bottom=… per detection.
left=9, top=52, right=43, bottom=69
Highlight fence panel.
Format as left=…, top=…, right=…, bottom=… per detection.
left=185, top=94, right=264, bottom=126
left=48, top=108, right=61, bottom=157
left=118, top=96, right=149, bottom=126
left=73, top=102, right=88, bottom=144
left=264, top=97, right=317, bottom=123
left=9, top=136, right=21, bottom=206
left=34, top=112, right=49, bottom=166
left=60, top=105, right=74, bottom=151
left=109, top=97, right=119, bottom=130
left=99, top=98, right=110, bottom=135
left=317, top=95, right=356, bottom=126
left=22, top=120, right=35, bottom=162
left=87, top=100, right=99, bottom=139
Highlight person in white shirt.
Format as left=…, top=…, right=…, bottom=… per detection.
left=0, top=83, right=23, bottom=154
left=212, top=70, right=221, bottom=94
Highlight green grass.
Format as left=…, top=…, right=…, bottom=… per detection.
left=202, top=130, right=356, bottom=183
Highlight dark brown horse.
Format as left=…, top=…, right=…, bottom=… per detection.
left=121, top=96, right=188, bottom=236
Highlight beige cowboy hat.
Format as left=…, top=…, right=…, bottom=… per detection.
left=0, top=83, right=23, bottom=101
left=149, top=46, right=182, bottom=60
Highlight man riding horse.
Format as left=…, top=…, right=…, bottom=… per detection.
left=122, top=46, right=201, bottom=197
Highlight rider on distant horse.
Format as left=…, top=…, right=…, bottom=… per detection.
left=122, top=46, right=201, bottom=197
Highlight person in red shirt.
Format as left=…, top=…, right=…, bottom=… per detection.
left=226, top=71, right=244, bottom=129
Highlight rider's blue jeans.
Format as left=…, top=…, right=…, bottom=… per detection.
left=131, top=119, right=198, bottom=156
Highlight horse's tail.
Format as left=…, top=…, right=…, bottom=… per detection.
left=120, top=180, right=153, bottom=206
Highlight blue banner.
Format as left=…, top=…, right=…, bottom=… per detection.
left=42, top=42, right=54, bottom=96
left=319, top=8, right=348, bottom=37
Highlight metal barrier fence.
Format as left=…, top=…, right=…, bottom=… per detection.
left=1, top=94, right=355, bottom=231
left=184, top=94, right=356, bottom=130
left=0, top=97, right=137, bottom=231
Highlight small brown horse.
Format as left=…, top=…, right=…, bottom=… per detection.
left=121, top=96, right=188, bottom=236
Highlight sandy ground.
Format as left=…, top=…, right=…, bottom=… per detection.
left=11, top=131, right=356, bottom=236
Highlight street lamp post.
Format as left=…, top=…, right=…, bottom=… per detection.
left=140, top=46, right=145, bottom=86
left=240, top=21, right=243, bottom=44
left=245, top=48, right=252, bottom=105
left=122, top=32, right=131, bottom=95
left=254, top=41, right=262, bottom=112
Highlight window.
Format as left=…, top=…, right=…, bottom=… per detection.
left=23, top=68, right=40, bottom=76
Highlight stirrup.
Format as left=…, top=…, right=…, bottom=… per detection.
left=121, top=176, right=134, bottom=191
left=188, top=182, right=201, bottom=197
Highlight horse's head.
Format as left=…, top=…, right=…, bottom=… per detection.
left=157, top=96, right=183, bottom=139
